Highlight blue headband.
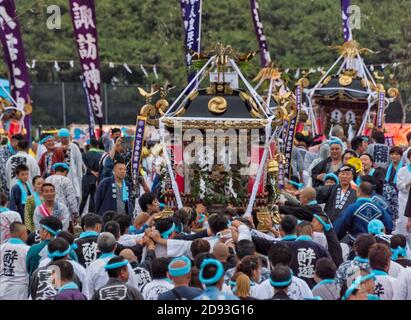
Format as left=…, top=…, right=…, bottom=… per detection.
left=104, top=260, right=128, bottom=270
left=313, top=214, right=331, bottom=232
left=342, top=274, right=376, bottom=300
left=52, top=162, right=69, bottom=171
left=328, top=138, right=343, bottom=147
left=168, top=256, right=192, bottom=277
left=391, top=246, right=407, bottom=261
left=39, top=135, right=54, bottom=145
left=41, top=224, right=60, bottom=236
left=199, top=258, right=224, bottom=285
left=324, top=173, right=340, bottom=184
left=48, top=246, right=71, bottom=258
left=71, top=243, right=78, bottom=250
left=368, top=219, right=384, bottom=235
left=269, top=276, right=292, bottom=287
left=161, top=223, right=176, bottom=239
left=288, top=180, right=304, bottom=189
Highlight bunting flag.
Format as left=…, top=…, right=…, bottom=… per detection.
left=131, top=116, right=146, bottom=188
left=80, top=75, right=96, bottom=139
left=0, top=0, right=32, bottom=140
left=180, top=0, right=202, bottom=87
left=69, top=0, right=103, bottom=128
left=376, top=90, right=385, bottom=129
left=341, top=0, right=353, bottom=42
left=250, top=0, right=271, bottom=67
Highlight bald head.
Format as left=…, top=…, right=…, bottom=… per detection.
left=119, top=248, right=138, bottom=263
left=300, top=187, right=316, bottom=205
left=168, top=258, right=191, bottom=286
left=213, top=243, right=230, bottom=263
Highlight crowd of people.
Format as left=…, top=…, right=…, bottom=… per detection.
left=0, top=125, right=411, bottom=300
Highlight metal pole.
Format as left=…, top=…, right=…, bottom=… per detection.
left=104, top=83, right=108, bottom=124
left=62, top=82, right=67, bottom=127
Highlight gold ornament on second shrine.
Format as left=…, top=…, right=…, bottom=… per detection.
left=208, top=96, right=228, bottom=114
left=339, top=74, right=352, bottom=86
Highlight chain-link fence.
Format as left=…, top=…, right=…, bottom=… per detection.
left=31, top=82, right=178, bottom=126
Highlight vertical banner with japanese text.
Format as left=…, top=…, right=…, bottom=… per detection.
left=376, top=90, right=385, bottom=129
left=131, top=116, right=146, bottom=188
left=0, top=0, right=32, bottom=140
left=250, top=0, right=271, bottom=67
left=80, top=75, right=96, bottom=139
left=69, top=0, right=103, bottom=127
left=180, top=0, right=202, bottom=88
left=283, top=85, right=301, bottom=180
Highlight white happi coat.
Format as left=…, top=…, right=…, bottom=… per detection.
left=86, top=254, right=139, bottom=296
left=66, top=143, right=84, bottom=202
left=253, top=276, right=313, bottom=300
left=0, top=240, right=30, bottom=300
left=373, top=274, right=396, bottom=300
left=5, top=151, right=40, bottom=190
left=388, top=260, right=404, bottom=279
left=163, top=225, right=252, bottom=259
left=395, top=166, right=411, bottom=240
left=33, top=202, right=70, bottom=231
left=118, top=234, right=143, bottom=247
left=142, top=278, right=174, bottom=300
left=45, top=175, right=79, bottom=214
left=39, top=257, right=90, bottom=298
left=393, top=267, right=411, bottom=300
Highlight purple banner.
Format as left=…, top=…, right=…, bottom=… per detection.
left=131, top=116, right=146, bottom=187
left=69, top=0, right=103, bottom=122
left=250, top=0, right=271, bottom=67
left=0, top=0, right=32, bottom=140
left=341, top=0, right=352, bottom=42
left=180, top=0, right=202, bottom=85
left=80, top=75, right=95, bottom=139
left=376, top=91, right=385, bottom=128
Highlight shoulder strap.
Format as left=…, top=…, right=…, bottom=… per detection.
left=38, top=204, right=51, bottom=218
